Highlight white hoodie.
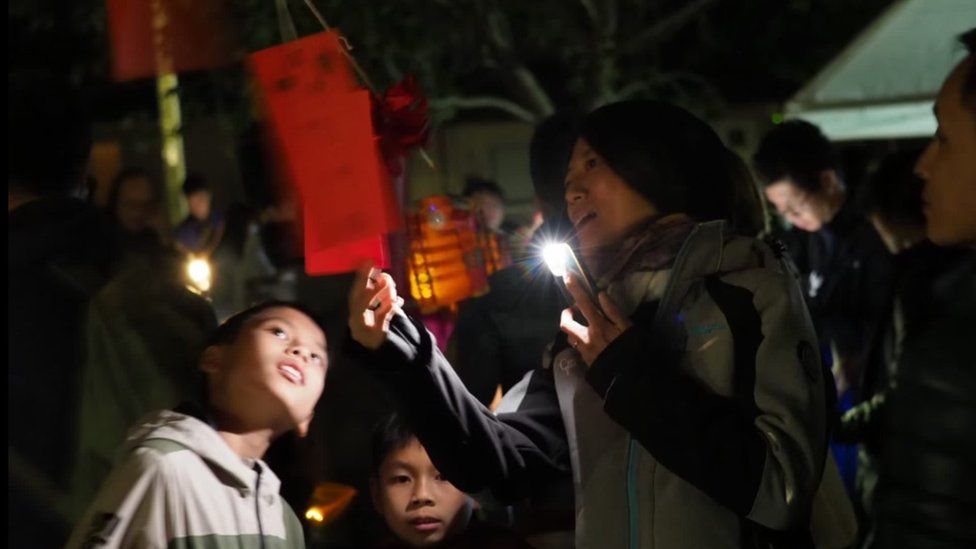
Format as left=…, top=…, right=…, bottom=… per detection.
left=67, top=409, right=305, bottom=548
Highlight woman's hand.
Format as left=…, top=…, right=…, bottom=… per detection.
left=559, top=273, right=632, bottom=367
left=348, top=262, right=404, bottom=350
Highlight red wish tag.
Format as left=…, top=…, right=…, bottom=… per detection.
left=106, top=0, right=236, bottom=81
left=251, top=31, right=401, bottom=275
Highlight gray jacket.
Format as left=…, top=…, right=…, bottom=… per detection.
left=67, top=409, right=305, bottom=549
left=352, top=221, right=828, bottom=548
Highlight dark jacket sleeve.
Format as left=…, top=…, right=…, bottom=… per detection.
left=875, top=281, right=976, bottom=547
left=346, top=312, right=570, bottom=502
left=586, top=270, right=827, bottom=530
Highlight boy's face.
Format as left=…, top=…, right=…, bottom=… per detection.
left=915, top=57, right=976, bottom=247
left=372, top=438, right=473, bottom=547
left=187, top=190, right=212, bottom=221
left=205, top=306, right=327, bottom=436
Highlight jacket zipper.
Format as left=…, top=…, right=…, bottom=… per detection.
left=254, top=463, right=266, bottom=549
left=626, top=222, right=707, bottom=548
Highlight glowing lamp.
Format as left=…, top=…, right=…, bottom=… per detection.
left=406, top=196, right=509, bottom=313
left=185, top=256, right=212, bottom=293
left=304, top=482, right=357, bottom=527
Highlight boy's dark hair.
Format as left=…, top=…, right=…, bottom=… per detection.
left=107, top=168, right=156, bottom=213
left=960, top=27, right=976, bottom=108
left=182, top=173, right=211, bottom=197
left=857, top=149, right=926, bottom=228
left=370, top=413, right=416, bottom=478
left=462, top=177, right=505, bottom=200
left=207, top=300, right=322, bottom=347
left=9, top=71, right=92, bottom=196
left=753, top=120, right=838, bottom=193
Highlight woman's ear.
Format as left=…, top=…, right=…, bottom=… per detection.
left=199, top=345, right=223, bottom=376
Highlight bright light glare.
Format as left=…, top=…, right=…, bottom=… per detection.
left=305, top=507, right=325, bottom=523
left=542, top=242, right=572, bottom=277
left=186, top=257, right=212, bottom=292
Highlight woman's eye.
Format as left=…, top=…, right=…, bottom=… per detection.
left=271, top=327, right=287, bottom=339
left=585, top=157, right=598, bottom=170
left=392, top=475, right=410, bottom=484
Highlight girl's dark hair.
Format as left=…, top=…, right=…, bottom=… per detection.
left=370, top=413, right=416, bottom=478
left=580, top=100, right=764, bottom=235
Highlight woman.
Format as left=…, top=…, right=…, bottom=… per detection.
left=348, top=101, right=827, bottom=548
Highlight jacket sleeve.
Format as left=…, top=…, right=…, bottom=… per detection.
left=346, top=312, right=570, bottom=502
left=585, top=269, right=827, bottom=530
left=66, top=447, right=176, bottom=549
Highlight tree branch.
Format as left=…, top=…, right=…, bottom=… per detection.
left=622, top=0, right=719, bottom=54
left=473, top=0, right=555, bottom=117
left=429, top=95, right=539, bottom=123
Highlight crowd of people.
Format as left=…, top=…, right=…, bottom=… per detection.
left=8, top=24, right=975, bottom=549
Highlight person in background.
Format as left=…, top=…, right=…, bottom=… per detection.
left=175, top=172, right=225, bottom=258
left=872, top=28, right=976, bottom=549
left=450, top=114, right=578, bottom=408
left=462, top=177, right=517, bottom=236
left=753, top=121, right=893, bottom=495
left=834, top=149, right=961, bottom=544
left=106, top=168, right=171, bottom=265
left=8, top=70, right=110, bottom=548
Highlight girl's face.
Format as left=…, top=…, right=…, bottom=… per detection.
left=564, top=138, right=658, bottom=250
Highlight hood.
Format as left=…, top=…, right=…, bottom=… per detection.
left=122, top=408, right=281, bottom=494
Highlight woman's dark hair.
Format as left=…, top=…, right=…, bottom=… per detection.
left=370, top=413, right=416, bottom=478
left=857, top=149, right=926, bottom=228
left=753, top=119, right=838, bottom=193
left=580, top=100, right=764, bottom=235
left=530, top=112, right=579, bottom=222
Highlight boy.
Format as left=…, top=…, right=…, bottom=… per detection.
left=68, top=301, right=328, bottom=548
left=370, top=414, right=532, bottom=548
left=370, top=414, right=475, bottom=548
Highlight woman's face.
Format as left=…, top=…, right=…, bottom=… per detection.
left=564, top=138, right=658, bottom=250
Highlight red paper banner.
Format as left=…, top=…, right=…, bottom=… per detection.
left=105, top=0, right=235, bottom=81
left=250, top=31, right=401, bottom=275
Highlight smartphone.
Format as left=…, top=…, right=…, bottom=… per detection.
left=542, top=242, right=603, bottom=316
